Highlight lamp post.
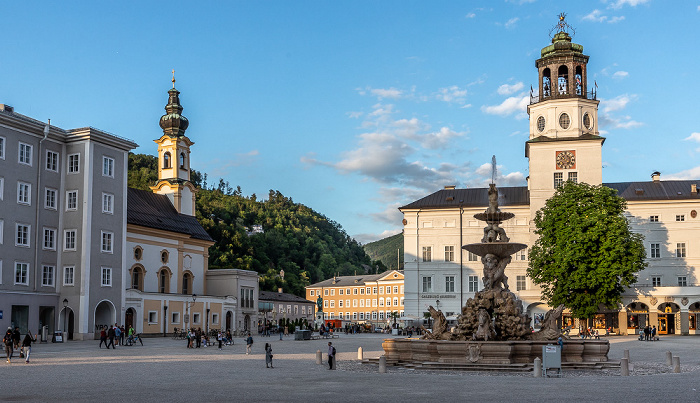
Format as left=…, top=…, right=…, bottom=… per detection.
left=163, top=305, right=168, bottom=337
left=62, top=298, right=68, bottom=341
left=186, top=294, right=197, bottom=333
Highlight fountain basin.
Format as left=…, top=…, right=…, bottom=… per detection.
left=462, top=242, right=527, bottom=258
left=473, top=212, right=515, bottom=222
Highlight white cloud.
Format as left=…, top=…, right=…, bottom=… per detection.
left=612, top=71, right=629, bottom=79
left=600, top=94, right=637, bottom=113
left=504, top=17, right=519, bottom=29
left=481, top=95, right=529, bottom=117
left=465, top=12, right=476, bottom=18
left=684, top=132, right=700, bottom=142
left=609, top=0, right=650, bottom=9
left=370, top=87, right=403, bottom=100
left=608, top=16, right=625, bottom=23
left=497, top=82, right=524, bottom=95
left=435, top=85, right=468, bottom=104
left=666, top=166, right=700, bottom=180
left=420, top=127, right=465, bottom=150
left=582, top=9, right=625, bottom=23
left=353, top=229, right=402, bottom=245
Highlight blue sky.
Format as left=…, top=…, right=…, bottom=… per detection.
left=2, top=1, right=699, bottom=243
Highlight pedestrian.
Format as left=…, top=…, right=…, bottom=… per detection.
left=327, top=342, right=336, bottom=369
left=217, top=331, right=223, bottom=350
left=652, top=325, right=657, bottom=341
left=21, top=331, right=37, bottom=364
left=12, top=327, right=21, bottom=350
left=279, top=325, right=283, bottom=340
left=119, top=325, right=126, bottom=346
left=99, top=328, right=108, bottom=348
left=196, top=328, right=202, bottom=348
left=557, top=336, right=563, bottom=351
left=3, top=328, right=13, bottom=364
left=106, top=326, right=116, bottom=349
left=114, top=325, right=121, bottom=347
left=246, top=333, right=253, bottom=355
left=265, top=343, right=274, bottom=368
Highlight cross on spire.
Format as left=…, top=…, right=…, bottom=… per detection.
left=172, top=69, right=176, bottom=88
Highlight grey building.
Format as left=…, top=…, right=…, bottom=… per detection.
left=258, top=290, right=315, bottom=330
left=0, top=103, right=137, bottom=340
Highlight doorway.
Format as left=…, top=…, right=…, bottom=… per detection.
left=658, top=314, right=675, bottom=335
left=226, top=311, right=232, bottom=331
left=125, top=308, right=135, bottom=332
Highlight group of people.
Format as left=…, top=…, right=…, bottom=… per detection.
left=98, top=324, right=138, bottom=348
left=639, top=325, right=658, bottom=341
left=183, top=328, right=234, bottom=349
left=3, top=327, right=37, bottom=364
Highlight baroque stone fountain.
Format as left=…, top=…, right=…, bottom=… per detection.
left=382, top=161, right=610, bottom=367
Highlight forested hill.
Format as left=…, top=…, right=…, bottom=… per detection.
left=363, top=232, right=404, bottom=271
left=127, top=153, right=376, bottom=296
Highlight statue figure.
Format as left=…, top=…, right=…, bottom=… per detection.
left=486, top=183, right=499, bottom=214
left=481, top=222, right=509, bottom=243
left=472, top=309, right=496, bottom=341
left=482, top=253, right=510, bottom=290
left=420, top=306, right=452, bottom=340
left=529, top=304, right=566, bottom=341
left=316, top=295, right=323, bottom=312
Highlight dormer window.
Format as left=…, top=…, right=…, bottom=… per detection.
left=163, top=152, right=172, bottom=169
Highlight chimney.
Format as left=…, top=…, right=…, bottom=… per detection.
left=651, top=171, right=661, bottom=182
left=277, top=287, right=283, bottom=294
left=692, top=184, right=697, bottom=194
left=0, top=104, right=14, bottom=113
left=444, top=185, right=456, bottom=190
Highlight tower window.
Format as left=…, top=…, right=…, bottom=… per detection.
left=537, top=116, right=545, bottom=132
left=542, top=68, right=551, bottom=98
left=575, top=67, right=583, bottom=96
left=557, top=65, right=568, bottom=95
left=583, top=113, right=592, bottom=130
left=559, top=113, right=570, bottom=129
left=163, top=152, right=171, bottom=169
left=180, top=153, right=186, bottom=168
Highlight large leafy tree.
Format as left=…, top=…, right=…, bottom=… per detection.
left=527, top=182, right=647, bottom=322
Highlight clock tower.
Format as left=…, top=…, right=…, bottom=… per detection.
left=526, top=14, right=604, bottom=215
left=151, top=75, right=197, bottom=216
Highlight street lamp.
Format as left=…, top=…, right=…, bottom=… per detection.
left=186, top=294, right=197, bottom=333
left=163, top=305, right=168, bottom=337
left=62, top=298, right=68, bottom=341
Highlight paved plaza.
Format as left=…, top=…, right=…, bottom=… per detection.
left=1, top=333, right=700, bottom=402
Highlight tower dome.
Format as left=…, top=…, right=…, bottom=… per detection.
left=159, top=76, right=189, bottom=137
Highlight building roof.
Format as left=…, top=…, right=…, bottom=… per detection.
left=399, top=180, right=700, bottom=211
left=127, top=188, right=214, bottom=241
left=307, top=270, right=403, bottom=288
left=259, top=291, right=314, bottom=304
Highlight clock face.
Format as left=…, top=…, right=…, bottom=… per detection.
left=556, top=150, right=576, bottom=169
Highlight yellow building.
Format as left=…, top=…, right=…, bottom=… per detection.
left=305, top=270, right=404, bottom=326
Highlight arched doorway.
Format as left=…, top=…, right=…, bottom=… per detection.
left=626, top=302, right=649, bottom=332
left=225, top=311, right=232, bottom=331
left=59, top=307, right=75, bottom=340
left=94, top=300, right=115, bottom=338
left=244, top=315, right=251, bottom=332
left=125, top=308, right=136, bottom=332
left=657, top=302, right=680, bottom=335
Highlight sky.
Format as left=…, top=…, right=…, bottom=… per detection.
left=2, top=1, right=700, bottom=244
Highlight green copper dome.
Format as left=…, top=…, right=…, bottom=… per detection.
left=159, top=87, right=189, bottom=137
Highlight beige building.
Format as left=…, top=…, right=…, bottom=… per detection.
left=306, top=270, right=404, bottom=326
left=400, top=24, right=700, bottom=335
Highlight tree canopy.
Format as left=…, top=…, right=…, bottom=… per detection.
left=527, top=182, right=647, bottom=320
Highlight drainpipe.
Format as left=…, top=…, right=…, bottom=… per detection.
left=33, top=120, right=50, bottom=292
left=416, top=209, right=421, bottom=320
left=459, top=201, right=464, bottom=308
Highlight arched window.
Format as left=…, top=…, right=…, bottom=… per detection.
left=159, top=269, right=169, bottom=293
left=161, top=250, right=169, bottom=264
left=575, top=65, right=583, bottom=96
left=557, top=65, right=568, bottom=95
left=131, top=266, right=144, bottom=291
left=182, top=273, right=191, bottom=295
left=179, top=153, right=186, bottom=169
left=542, top=68, right=551, bottom=98
left=163, top=152, right=172, bottom=169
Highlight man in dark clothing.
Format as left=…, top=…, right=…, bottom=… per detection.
left=4, top=328, right=14, bottom=363
left=196, top=328, right=202, bottom=348
left=106, top=326, right=116, bottom=349
left=99, top=328, right=108, bottom=348
left=327, top=342, right=336, bottom=370
left=12, top=327, right=21, bottom=350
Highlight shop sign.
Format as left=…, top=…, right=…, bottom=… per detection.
left=420, top=294, right=457, bottom=299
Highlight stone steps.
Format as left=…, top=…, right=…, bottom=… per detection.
left=363, top=358, right=621, bottom=372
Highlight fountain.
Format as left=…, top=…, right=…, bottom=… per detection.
left=382, top=157, right=610, bottom=367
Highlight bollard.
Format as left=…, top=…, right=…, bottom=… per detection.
left=665, top=351, right=673, bottom=366
left=379, top=355, right=387, bottom=373
left=673, top=356, right=680, bottom=373
left=623, top=349, right=630, bottom=362
left=358, top=347, right=363, bottom=360
left=330, top=355, right=336, bottom=370
left=533, top=357, right=542, bottom=378
left=316, top=350, right=322, bottom=365
left=620, top=358, right=629, bottom=376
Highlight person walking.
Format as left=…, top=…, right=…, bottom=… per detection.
left=3, top=328, right=13, bottom=364
left=196, top=328, right=202, bottom=348
left=106, top=326, right=116, bottom=349
left=265, top=343, right=274, bottom=368
left=246, top=333, right=253, bottom=355
left=114, top=325, right=121, bottom=347
left=217, top=331, right=223, bottom=350
left=21, top=331, right=37, bottom=364
left=99, top=328, right=108, bottom=348
left=327, top=341, right=336, bottom=370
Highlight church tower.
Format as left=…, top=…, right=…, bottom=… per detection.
left=526, top=14, right=604, bottom=215
left=151, top=74, right=197, bottom=215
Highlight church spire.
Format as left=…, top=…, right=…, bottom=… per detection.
left=159, top=71, right=189, bottom=137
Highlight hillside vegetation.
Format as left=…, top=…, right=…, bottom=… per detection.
left=128, top=153, right=377, bottom=296
left=363, top=232, right=403, bottom=271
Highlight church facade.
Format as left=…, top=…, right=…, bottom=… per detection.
left=400, top=23, right=700, bottom=336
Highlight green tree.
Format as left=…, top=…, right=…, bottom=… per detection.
left=527, top=182, right=647, bottom=323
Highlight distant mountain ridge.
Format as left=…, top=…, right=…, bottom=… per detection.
left=363, top=232, right=403, bottom=271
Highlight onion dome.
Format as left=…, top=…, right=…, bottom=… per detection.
left=159, top=74, right=189, bottom=137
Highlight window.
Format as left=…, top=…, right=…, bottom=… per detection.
left=445, top=276, right=455, bottom=292
left=331, top=289, right=335, bottom=296
left=353, top=288, right=358, bottom=295
left=66, top=190, right=78, bottom=210
left=182, top=273, right=191, bottom=294
left=393, top=286, right=398, bottom=294
left=554, top=172, right=564, bottom=188
left=0, top=220, right=3, bottom=244
left=516, top=276, right=527, bottom=291
left=400, top=298, right=404, bottom=306
left=68, top=154, right=80, bottom=173
left=180, top=153, right=186, bottom=168
left=324, top=300, right=329, bottom=308
left=43, top=228, right=56, bottom=250
left=378, top=286, right=383, bottom=295
left=46, top=150, right=59, bottom=172
left=16, top=223, right=30, bottom=247
left=346, top=299, right=350, bottom=308
left=650, top=243, right=660, bottom=258
left=352, top=300, right=357, bottom=307
left=0, top=136, right=4, bottom=159
left=468, top=275, right=478, bottom=292
left=422, top=276, right=432, bottom=292
left=42, top=265, right=55, bottom=287
left=393, top=298, right=398, bottom=307
left=352, top=312, right=357, bottom=320
left=468, top=252, right=478, bottom=261
left=678, top=276, right=688, bottom=287
left=386, top=286, right=391, bottom=294
left=0, top=177, right=3, bottom=200
left=676, top=215, right=685, bottom=222
left=148, top=312, right=158, bottom=324
left=339, top=289, right=344, bottom=295
left=516, top=250, right=527, bottom=261
left=64, top=266, right=75, bottom=285
left=379, top=311, right=384, bottom=320
left=676, top=243, right=686, bottom=258
left=649, top=215, right=659, bottom=222
left=163, top=152, right=171, bottom=168
left=338, top=300, right=343, bottom=308
left=161, top=251, right=168, bottom=263
left=651, top=276, right=661, bottom=287
left=102, top=193, right=114, bottom=214
left=15, top=262, right=29, bottom=285
left=45, top=188, right=57, bottom=209
left=64, top=230, right=76, bottom=251
left=17, top=182, right=31, bottom=205
left=379, top=298, right=384, bottom=307
left=422, top=246, right=432, bottom=262
left=346, top=288, right=350, bottom=294
left=101, top=231, right=113, bottom=253
left=338, top=312, right=343, bottom=320
left=102, top=156, right=114, bottom=177
left=309, top=290, right=314, bottom=296
left=101, top=267, right=112, bottom=286
left=134, top=247, right=142, bottom=260
left=18, top=142, right=33, bottom=165
left=360, top=288, right=365, bottom=295
left=212, top=313, right=219, bottom=324
left=366, top=287, right=370, bottom=294
left=324, top=289, right=329, bottom=296
left=131, top=267, right=143, bottom=290
left=330, top=301, right=335, bottom=308
left=372, top=287, right=377, bottom=294
left=567, top=172, right=577, bottom=183
left=445, top=246, right=455, bottom=262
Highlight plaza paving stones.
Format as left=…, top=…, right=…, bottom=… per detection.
left=1, top=334, right=699, bottom=402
